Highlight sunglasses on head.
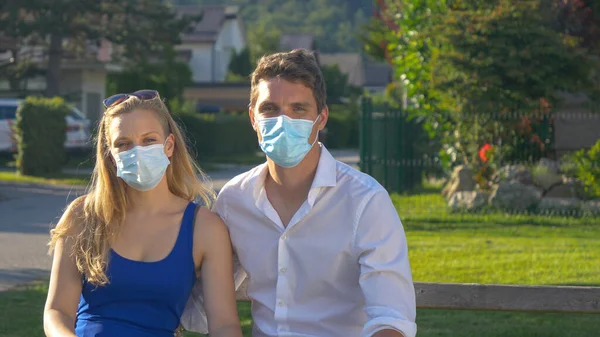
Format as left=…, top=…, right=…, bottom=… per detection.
left=103, top=90, right=160, bottom=108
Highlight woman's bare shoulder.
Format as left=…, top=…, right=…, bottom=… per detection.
left=193, top=206, right=230, bottom=251
left=55, top=195, right=87, bottom=231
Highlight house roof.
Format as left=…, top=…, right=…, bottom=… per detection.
left=319, top=53, right=365, bottom=87
left=0, top=35, right=17, bottom=52
left=175, top=5, right=239, bottom=43
left=279, top=34, right=316, bottom=52
left=364, top=62, right=393, bottom=88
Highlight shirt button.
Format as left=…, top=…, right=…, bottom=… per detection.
left=277, top=300, right=285, bottom=307
left=279, top=267, right=287, bottom=274
left=281, top=234, right=288, bottom=240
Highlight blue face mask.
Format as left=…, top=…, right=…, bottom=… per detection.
left=255, top=114, right=320, bottom=168
left=113, top=142, right=171, bottom=191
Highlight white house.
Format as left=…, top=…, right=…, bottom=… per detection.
left=175, top=5, right=246, bottom=83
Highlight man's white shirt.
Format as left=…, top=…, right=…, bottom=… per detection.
left=182, top=145, right=417, bottom=337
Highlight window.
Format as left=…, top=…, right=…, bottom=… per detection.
left=69, top=107, right=86, bottom=121
left=86, top=92, right=102, bottom=123
left=0, top=106, right=18, bottom=120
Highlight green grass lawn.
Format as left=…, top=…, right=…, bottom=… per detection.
left=394, top=191, right=600, bottom=286
left=0, top=171, right=89, bottom=187
left=1, top=190, right=598, bottom=337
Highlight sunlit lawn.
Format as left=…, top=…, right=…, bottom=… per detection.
left=0, top=171, right=89, bottom=187
left=395, top=190, right=600, bottom=286
left=1, top=190, right=598, bottom=337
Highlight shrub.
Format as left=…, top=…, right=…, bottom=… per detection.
left=563, top=139, right=600, bottom=199
left=15, top=96, right=69, bottom=176
left=174, top=111, right=258, bottom=160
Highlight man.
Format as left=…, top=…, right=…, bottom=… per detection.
left=182, top=49, right=416, bottom=337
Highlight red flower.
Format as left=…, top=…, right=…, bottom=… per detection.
left=479, top=144, right=493, bottom=162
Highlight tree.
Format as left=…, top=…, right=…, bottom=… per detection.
left=551, top=0, right=600, bottom=52
left=430, top=0, right=593, bottom=166
left=228, top=46, right=252, bottom=78
left=320, top=64, right=362, bottom=104
left=0, top=43, right=42, bottom=92
left=106, top=47, right=193, bottom=107
left=360, top=0, right=448, bottom=110
left=1, top=0, right=200, bottom=97
left=367, top=0, right=596, bottom=172
left=432, top=1, right=591, bottom=111
left=246, top=20, right=280, bottom=64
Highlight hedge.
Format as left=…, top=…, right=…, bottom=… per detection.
left=175, top=112, right=259, bottom=160
left=174, top=107, right=358, bottom=161
left=324, top=105, right=358, bottom=149
left=15, top=96, right=69, bottom=176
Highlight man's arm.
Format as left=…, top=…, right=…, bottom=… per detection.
left=373, top=330, right=405, bottom=337
left=354, top=189, right=417, bottom=337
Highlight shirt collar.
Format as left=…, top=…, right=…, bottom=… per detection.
left=250, top=143, right=338, bottom=201
left=311, top=144, right=337, bottom=189
left=250, top=163, right=269, bottom=202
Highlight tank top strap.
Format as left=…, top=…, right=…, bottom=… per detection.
left=173, top=201, right=198, bottom=258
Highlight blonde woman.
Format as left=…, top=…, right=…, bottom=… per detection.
left=43, top=90, right=242, bottom=337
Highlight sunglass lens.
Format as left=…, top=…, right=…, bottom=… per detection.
left=103, top=94, right=129, bottom=108
left=132, top=90, right=159, bottom=100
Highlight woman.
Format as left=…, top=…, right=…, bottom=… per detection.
left=43, top=90, right=242, bottom=337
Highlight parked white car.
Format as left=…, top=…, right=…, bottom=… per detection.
left=0, top=98, right=91, bottom=153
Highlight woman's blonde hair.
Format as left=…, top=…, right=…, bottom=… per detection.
left=49, top=95, right=215, bottom=285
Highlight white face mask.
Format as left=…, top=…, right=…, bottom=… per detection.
left=112, top=142, right=170, bottom=191
left=254, top=114, right=320, bottom=168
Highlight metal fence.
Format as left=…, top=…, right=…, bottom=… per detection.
left=359, top=97, right=425, bottom=193
left=359, top=96, right=600, bottom=196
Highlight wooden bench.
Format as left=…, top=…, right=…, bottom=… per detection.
left=235, top=280, right=600, bottom=314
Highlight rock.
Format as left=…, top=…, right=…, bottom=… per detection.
left=442, top=165, right=476, bottom=199
left=489, top=180, right=543, bottom=212
left=492, top=164, right=533, bottom=185
left=537, top=198, right=581, bottom=216
left=448, top=191, right=489, bottom=211
left=538, top=158, right=560, bottom=174
left=544, top=178, right=585, bottom=199
left=532, top=162, right=563, bottom=191
left=581, top=200, right=600, bottom=216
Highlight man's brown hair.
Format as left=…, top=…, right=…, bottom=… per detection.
left=250, top=48, right=327, bottom=114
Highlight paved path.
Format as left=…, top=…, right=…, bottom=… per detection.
left=0, top=183, right=84, bottom=291
left=0, top=149, right=358, bottom=291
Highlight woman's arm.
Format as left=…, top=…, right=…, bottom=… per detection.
left=194, top=208, right=243, bottom=337
left=43, top=236, right=82, bottom=337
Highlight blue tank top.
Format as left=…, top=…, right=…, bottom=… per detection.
left=75, top=202, right=198, bottom=337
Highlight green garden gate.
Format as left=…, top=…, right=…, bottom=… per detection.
left=359, top=97, right=424, bottom=193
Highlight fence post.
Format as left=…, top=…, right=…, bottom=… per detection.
left=366, top=98, right=373, bottom=174
left=400, top=106, right=408, bottom=192
left=359, top=97, right=371, bottom=175
left=383, top=102, right=389, bottom=190
left=394, top=106, right=402, bottom=192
